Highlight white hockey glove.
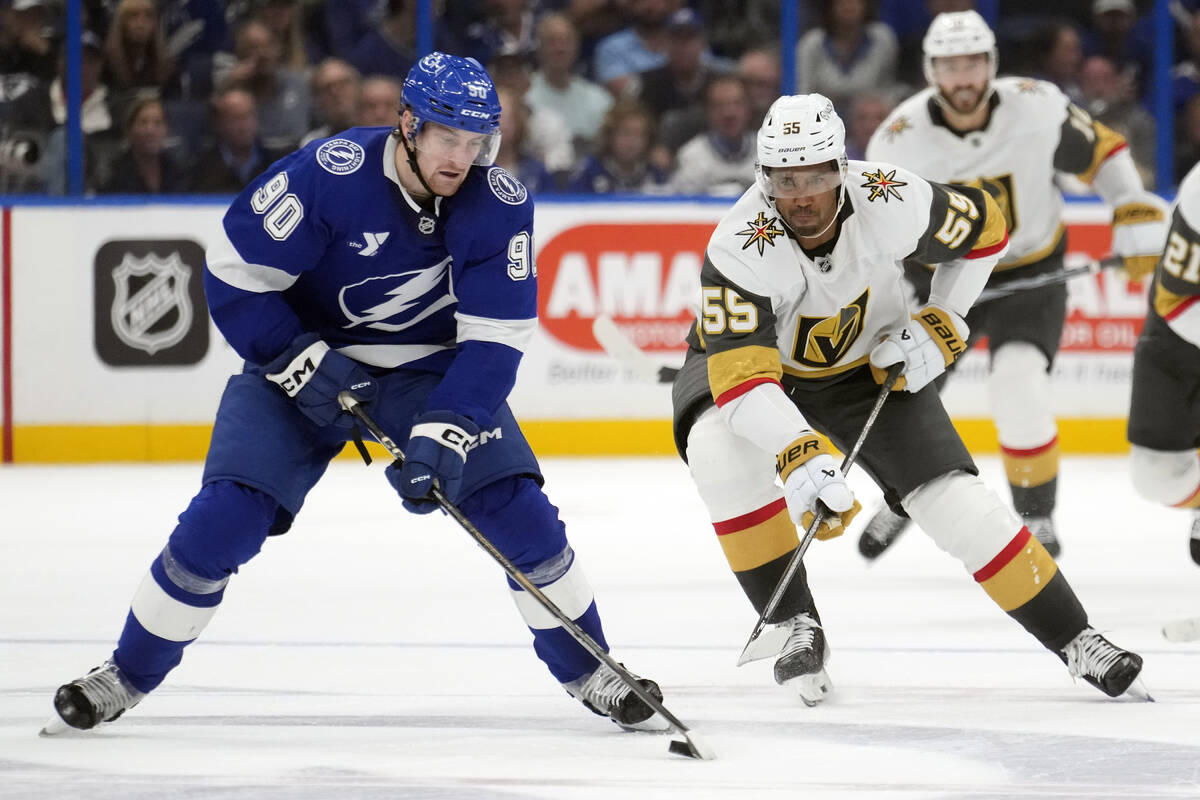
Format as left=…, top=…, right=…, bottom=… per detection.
left=869, top=305, right=968, bottom=394
left=777, top=433, right=860, bottom=540
left=1112, top=192, right=1169, bottom=281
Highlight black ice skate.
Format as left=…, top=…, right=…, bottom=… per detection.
left=1024, top=515, right=1061, bottom=558
left=773, top=612, right=832, bottom=706
left=1189, top=511, right=1200, bottom=566
left=41, top=659, right=145, bottom=735
left=566, top=662, right=670, bottom=732
left=1058, top=628, right=1150, bottom=700
left=858, top=506, right=911, bottom=560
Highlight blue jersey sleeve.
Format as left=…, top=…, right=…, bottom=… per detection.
left=204, top=146, right=333, bottom=365
left=425, top=168, right=538, bottom=424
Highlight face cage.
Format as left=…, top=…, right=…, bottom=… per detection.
left=408, top=115, right=502, bottom=167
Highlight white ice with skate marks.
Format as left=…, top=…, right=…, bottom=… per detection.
left=2, top=456, right=1200, bottom=798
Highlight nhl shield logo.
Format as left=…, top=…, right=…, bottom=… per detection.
left=111, top=252, right=193, bottom=354
left=94, top=239, right=209, bottom=366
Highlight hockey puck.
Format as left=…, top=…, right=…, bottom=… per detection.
left=668, top=739, right=695, bottom=757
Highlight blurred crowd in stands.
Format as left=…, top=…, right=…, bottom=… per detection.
left=0, top=0, right=1194, bottom=197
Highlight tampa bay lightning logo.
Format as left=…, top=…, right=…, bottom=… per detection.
left=316, top=138, right=365, bottom=175
left=487, top=167, right=527, bottom=206
left=339, top=256, right=455, bottom=332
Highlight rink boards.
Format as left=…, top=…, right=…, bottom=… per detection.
left=0, top=199, right=1139, bottom=462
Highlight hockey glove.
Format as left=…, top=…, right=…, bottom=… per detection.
left=777, top=432, right=858, bottom=540
left=264, top=333, right=377, bottom=428
left=869, top=305, right=968, bottom=394
left=387, top=411, right=479, bottom=513
left=1111, top=192, right=1169, bottom=281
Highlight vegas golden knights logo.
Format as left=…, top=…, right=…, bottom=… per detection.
left=791, top=289, right=869, bottom=368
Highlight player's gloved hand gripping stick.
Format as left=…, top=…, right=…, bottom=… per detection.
left=337, top=392, right=716, bottom=761
left=738, top=363, right=903, bottom=666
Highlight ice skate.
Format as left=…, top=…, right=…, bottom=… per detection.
left=1024, top=515, right=1061, bottom=558
left=773, top=612, right=832, bottom=706
left=857, top=506, right=911, bottom=561
left=1059, top=628, right=1150, bottom=700
left=1189, top=511, right=1200, bottom=566
left=566, top=662, right=670, bottom=732
left=41, top=660, right=144, bottom=735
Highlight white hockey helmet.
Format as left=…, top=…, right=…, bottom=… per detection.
left=754, top=93, right=847, bottom=214
left=922, top=10, right=998, bottom=88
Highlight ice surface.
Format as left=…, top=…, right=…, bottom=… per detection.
left=2, top=455, right=1198, bottom=799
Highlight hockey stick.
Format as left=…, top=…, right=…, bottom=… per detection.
left=591, top=315, right=681, bottom=383
left=737, top=363, right=904, bottom=667
left=1162, top=617, right=1200, bottom=643
left=337, top=393, right=715, bottom=761
left=975, top=256, right=1122, bottom=303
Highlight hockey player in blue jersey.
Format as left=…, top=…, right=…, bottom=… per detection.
left=44, top=52, right=667, bottom=736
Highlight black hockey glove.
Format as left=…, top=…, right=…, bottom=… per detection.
left=387, top=411, right=479, bottom=513
left=263, top=333, right=377, bottom=428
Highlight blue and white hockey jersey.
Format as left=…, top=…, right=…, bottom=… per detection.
left=204, top=126, right=537, bottom=424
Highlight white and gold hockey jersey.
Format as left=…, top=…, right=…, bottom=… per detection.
left=695, top=161, right=1008, bottom=402
left=866, top=77, right=1127, bottom=271
left=1150, top=162, right=1200, bottom=347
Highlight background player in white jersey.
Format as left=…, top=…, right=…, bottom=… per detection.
left=670, top=92, right=1146, bottom=704
left=1128, top=162, right=1200, bottom=565
left=862, top=10, right=1169, bottom=560
left=43, top=53, right=668, bottom=736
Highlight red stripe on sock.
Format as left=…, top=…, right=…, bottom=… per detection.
left=715, top=377, right=780, bottom=407
left=973, top=527, right=1033, bottom=583
left=714, top=498, right=788, bottom=535
left=1000, top=435, right=1059, bottom=459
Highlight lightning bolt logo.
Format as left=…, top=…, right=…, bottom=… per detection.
left=340, top=256, right=456, bottom=332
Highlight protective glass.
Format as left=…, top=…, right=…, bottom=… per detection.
left=763, top=165, right=843, bottom=198
left=929, top=54, right=990, bottom=82
left=414, top=119, right=501, bottom=166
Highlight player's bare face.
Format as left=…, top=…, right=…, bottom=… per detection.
left=770, top=164, right=841, bottom=238
left=932, top=54, right=990, bottom=115
left=414, top=123, right=488, bottom=194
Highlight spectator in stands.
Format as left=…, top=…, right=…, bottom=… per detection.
left=346, top=0, right=417, bottom=82
left=691, top=0, right=781, bottom=60
left=638, top=7, right=720, bottom=156
left=527, top=13, right=613, bottom=152
left=1082, top=0, right=1145, bottom=87
left=1177, top=93, right=1200, bottom=183
left=886, top=0, right=979, bottom=88
left=302, top=58, right=361, bottom=145
left=358, top=74, right=403, bottom=126
left=249, top=0, right=312, bottom=72
left=567, top=99, right=669, bottom=194
left=1080, top=53, right=1156, bottom=187
left=1034, top=21, right=1085, bottom=104
left=97, top=92, right=190, bottom=193
left=462, top=0, right=538, bottom=67
left=593, top=0, right=677, bottom=97
left=796, top=0, right=900, bottom=114
left=157, top=0, right=229, bottom=99
left=41, top=29, right=120, bottom=194
left=669, top=74, right=755, bottom=196
left=0, top=0, right=58, bottom=81
left=489, top=51, right=575, bottom=178
left=191, top=86, right=287, bottom=193
left=222, top=19, right=310, bottom=151
left=494, top=85, right=555, bottom=194
left=845, top=91, right=892, bottom=160
left=737, top=46, right=781, bottom=129
left=319, top=0, right=380, bottom=61
left=103, top=0, right=175, bottom=96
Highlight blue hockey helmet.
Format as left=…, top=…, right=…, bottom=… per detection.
left=401, top=52, right=502, bottom=166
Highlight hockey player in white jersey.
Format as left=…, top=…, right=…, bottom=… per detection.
left=861, top=10, right=1169, bottom=560
left=1128, top=162, right=1200, bottom=564
left=670, top=92, right=1147, bottom=703
left=43, top=53, right=669, bottom=737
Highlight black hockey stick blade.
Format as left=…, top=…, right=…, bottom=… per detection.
left=669, top=732, right=716, bottom=760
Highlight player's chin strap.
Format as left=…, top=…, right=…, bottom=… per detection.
left=400, top=135, right=440, bottom=199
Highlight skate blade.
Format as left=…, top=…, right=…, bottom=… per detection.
left=39, top=714, right=71, bottom=737
left=618, top=711, right=672, bottom=733
left=1123, top=677, right=1154, bottom=703
left=785, top=667, right=833, bottom=707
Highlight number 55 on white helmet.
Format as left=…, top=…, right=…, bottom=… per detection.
left=754, top=93, right=848, bottom=238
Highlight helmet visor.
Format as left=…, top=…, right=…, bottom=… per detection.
left=414, top=119, right=501, bottom=166
left=763, top=164, right=843, bottom=198
left=929, top=53, right=990, bottom=83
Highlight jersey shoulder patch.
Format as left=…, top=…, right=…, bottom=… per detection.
left=315, top=138, right=367, bottom=175
left=857, top=166, right=910, bottom=203
left=486, top=166, right=528, bottom=205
